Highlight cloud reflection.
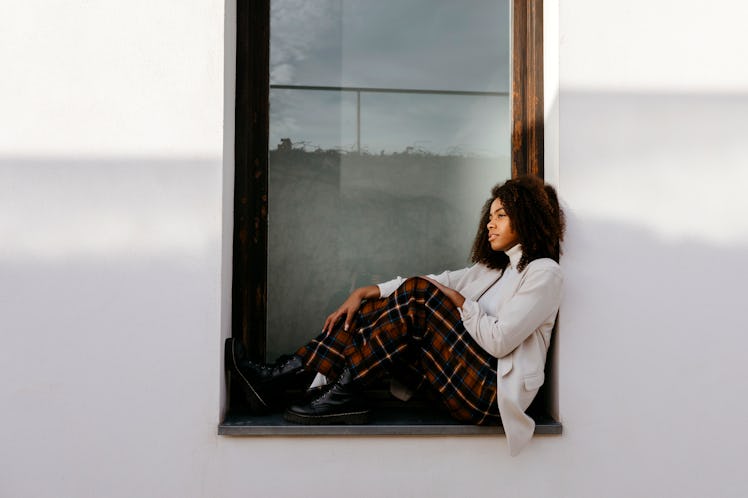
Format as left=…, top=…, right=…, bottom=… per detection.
left=270, top=0, right=510, bottom=156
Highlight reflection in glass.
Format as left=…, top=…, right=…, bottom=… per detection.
left=270, top=0, right=509, bottom=92
left=267, top=0, right=510, bottom=358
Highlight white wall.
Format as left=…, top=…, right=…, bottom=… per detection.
left=2, top=1, right=748, bottom=497
left=0, top=1, right=228, bottom=497
left=555, top=1, right=748, bottom=496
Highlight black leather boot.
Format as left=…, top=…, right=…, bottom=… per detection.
left=283, top=367, right=371, bottom=425
left=225, top=338, right=314, bottom=414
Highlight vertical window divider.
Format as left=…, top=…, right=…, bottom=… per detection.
left=511, top=0, right=544, bottom=178
left=234, top=0, right=270, bottom=360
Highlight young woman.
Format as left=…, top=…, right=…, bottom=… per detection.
left=226, top=175, right=565, bottom=455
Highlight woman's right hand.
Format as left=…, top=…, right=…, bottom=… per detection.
left=322, top=285, right=380, bottom=334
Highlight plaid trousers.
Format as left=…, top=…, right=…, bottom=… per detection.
left=295, top=277, right=501, bottom=425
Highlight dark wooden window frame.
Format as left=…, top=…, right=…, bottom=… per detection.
left=233, top=0, right=544, bottom=359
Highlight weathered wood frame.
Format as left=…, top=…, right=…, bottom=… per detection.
left=232, top=0, right=544, bottom=359
left=512, top=0, right=544, bottom=178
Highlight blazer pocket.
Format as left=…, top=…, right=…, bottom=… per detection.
left=523, top=372, right=545, bottom=391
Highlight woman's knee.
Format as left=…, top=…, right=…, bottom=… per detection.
left=397, top=277, right=442, bottom=299
left=401, top=276, right=434, bottom=292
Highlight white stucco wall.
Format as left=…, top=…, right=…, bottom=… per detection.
left=554, top=0, right=748, bottom=495
left=2, top=1, right=748, bottom=497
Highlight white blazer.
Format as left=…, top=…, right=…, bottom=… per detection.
left=377, top=245, right=563, bottom=456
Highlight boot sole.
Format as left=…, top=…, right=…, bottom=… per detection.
left=225, top=338, right=270, bottom=414
left=283, top=408, right=371, bottom=425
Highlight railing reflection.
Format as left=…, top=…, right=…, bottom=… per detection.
left=270, top=84, right=509, bottom=153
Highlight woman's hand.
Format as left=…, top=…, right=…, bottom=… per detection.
left=421, top=276, right=466, bottom=308
left=322, top=285, right=380, bottom=334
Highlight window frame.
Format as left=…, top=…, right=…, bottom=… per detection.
left=232, top=0, right=545, bottom=362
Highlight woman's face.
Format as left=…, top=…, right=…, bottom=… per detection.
left=486, top=197, right=520, bottom=252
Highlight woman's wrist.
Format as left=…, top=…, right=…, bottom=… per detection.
left=356, top=285, right=380, bottom=300
left=451, top=292, right=465, bottom=308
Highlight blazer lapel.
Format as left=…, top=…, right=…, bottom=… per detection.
left=472, top=269, right=503, bottom=301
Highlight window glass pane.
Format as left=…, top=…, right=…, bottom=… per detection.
left=267, top=0, right=510, bottom=358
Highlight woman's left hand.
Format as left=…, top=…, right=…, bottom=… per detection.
left=322, top=285, right=380, bottom=334
left=420, top=277, right=466, bottom=308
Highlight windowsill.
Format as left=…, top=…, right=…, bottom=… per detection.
left=218, top=404, right=561, bottom=436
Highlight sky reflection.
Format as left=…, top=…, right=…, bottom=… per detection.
left=270, top=0, right=510, bottom=156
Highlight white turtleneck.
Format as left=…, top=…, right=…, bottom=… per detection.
left=473, top=243, right=523, bottom=316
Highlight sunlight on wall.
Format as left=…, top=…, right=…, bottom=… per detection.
left=0, top=0, right=225, bottom=261
left=558, top=0, right=748, bottom=245
left=561, top=0, right=748, bottom=93
left=0, top=1, right=223, bottom=157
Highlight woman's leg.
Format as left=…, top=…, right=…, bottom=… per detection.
left=294, top=295, right=392, bottom=378
left=291, top=277, right=501, bottom=425
left=224, top=297, right=392, bottom=415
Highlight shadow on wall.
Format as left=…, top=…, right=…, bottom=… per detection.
left=556, top=91, right=748, bottom=457
left=556, top=211, right=748, bottom=469
left=0, top=157, right=223, bottom=485
left=2, top=145, right=748, bottom=488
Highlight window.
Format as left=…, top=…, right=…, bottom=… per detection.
left=224, top=0, right=556, bottom=434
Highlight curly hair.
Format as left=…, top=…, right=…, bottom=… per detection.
left=470, top=175, right=565, bottom=272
